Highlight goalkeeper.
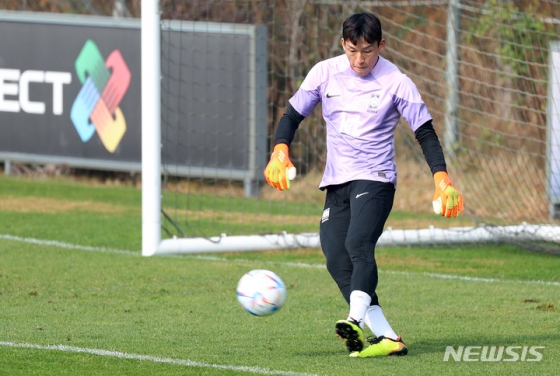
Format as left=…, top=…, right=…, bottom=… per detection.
left=264, top=12, right=463, bottom=357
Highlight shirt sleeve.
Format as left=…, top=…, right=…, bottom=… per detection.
left=288, top=63, right=323, bottom=117
left=414, top=120, right=447, bottom=175
left=274, top=104, right=305, bottom=146
left=392, top=75, right=433, bottom=132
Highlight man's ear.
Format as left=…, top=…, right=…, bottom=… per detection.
left=341, top=38, right=346, bottom=50
left=378, top=39, right=386, bottom=52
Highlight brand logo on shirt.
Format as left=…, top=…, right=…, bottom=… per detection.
left=368, top=94, right=380, bottom=113
left=326, top=93, right=341, bottom=98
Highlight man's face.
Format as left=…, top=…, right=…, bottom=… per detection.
left=341, top=37, right=385, bottom=76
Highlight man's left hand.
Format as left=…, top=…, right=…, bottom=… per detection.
left=432, top=171, right=464, bottom=218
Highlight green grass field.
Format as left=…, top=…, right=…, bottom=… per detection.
left=1, top=175, right=559, bottom=375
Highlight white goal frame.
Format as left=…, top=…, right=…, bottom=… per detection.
left=139, top=0, right=488, bottom=257
left=140, top=0, right=323, bottom=256
left=141, top=0, right=162, bottom=256
left=141, top=0, right=560, bottom=257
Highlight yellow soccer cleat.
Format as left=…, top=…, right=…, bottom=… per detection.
left=335, top=319, right=365, bottom=353
left=349, top=336, right=408, bottom=358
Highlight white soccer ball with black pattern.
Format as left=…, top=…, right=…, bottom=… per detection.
left=236, top=269, right=287, bottom=316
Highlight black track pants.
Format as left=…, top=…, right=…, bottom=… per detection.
left=319, top=180, right=395, bottom=305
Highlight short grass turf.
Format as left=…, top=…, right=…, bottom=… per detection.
left=0, top=175, right=559, bottom=375
left=1, top=242, right=559, bottom=375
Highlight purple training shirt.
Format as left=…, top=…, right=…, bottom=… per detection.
left=289, top=54, right=432, bottom=189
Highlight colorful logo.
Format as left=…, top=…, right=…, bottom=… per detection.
left=70, top=40, right=131, bottom=153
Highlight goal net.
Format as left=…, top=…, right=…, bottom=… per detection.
left=142, top=0, right=560, bottom=255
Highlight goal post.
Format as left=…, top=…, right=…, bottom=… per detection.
left=142, top=0, right=560, bottom=257
left=548, top=41, right=560, bottom=219
left=141, top=0, right=161, bottom=256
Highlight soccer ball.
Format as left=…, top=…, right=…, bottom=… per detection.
left=236, top=269, right=287, bottom=316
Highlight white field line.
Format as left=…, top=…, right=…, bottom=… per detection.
left=0, top=234, right=138, bottom=255
left=0, top=341, right=321, bottom=376
left=190, top=255, right=560, bottom=287
left=1, top=233, right=559, bottom=287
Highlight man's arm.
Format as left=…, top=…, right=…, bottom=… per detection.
left=414, top=120, right=446, bottom=174
left=274, top=104, right=306, bottom=146
left=415, top=121, right=464, bottom=218
left=264, top=105, right=305, bottom=190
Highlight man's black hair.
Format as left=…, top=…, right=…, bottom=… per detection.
left=342, top=12, right=383, bottom=45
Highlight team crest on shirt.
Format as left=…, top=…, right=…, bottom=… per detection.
left=368, top=94, right=380, bottom=113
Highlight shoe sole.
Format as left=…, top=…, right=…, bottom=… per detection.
left=349, top=345, right=408, bottom=358
left=335, top=321, right=364, bottom=352
left=389, top=346, right=408, bottom=356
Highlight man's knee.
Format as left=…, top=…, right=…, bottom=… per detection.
left=344, top=236, right=376, bottom=263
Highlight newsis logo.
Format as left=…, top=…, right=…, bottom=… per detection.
left=444, top=345, right=544, bottom=362
left=70, top=40, right=131, bottom=153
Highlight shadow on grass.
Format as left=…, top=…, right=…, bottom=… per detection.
left=293, top=332, right=559, bottom=358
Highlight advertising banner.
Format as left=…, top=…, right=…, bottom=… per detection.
left=0, top=11, right=267, bottom=183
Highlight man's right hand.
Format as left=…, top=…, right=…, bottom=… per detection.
left=264, top=144, right=296, bottom=191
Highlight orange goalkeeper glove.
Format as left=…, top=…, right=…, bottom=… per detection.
left=432, top=171, right=464, bottom=218
left=264, top=143, right=297, bottom=191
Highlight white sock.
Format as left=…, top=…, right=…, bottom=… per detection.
left=364, top=305, right=399, bottom=340
left=347, top=290, right=371, bottom=328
